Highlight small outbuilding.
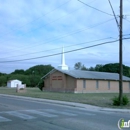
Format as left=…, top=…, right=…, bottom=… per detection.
left=7, top=79, right=22, bottom=88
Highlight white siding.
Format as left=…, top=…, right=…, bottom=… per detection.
left=7, top=80, right=22, bottom=88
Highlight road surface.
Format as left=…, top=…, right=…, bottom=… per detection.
left=0, top=95, right=129, bottom=130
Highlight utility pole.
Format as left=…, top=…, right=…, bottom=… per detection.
left=119, top=0, right=123, bottom=105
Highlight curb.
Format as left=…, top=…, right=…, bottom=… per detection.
left=101, top=108, right=130, bottom=113
left=0, top=94, right=130, bottom=113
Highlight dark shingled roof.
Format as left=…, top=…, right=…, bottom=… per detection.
left=42, top=68, right=130, bottom=81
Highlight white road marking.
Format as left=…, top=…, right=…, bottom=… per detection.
left=25, top=110, right=58, bottom=117
left=44, top=109, right=77, bottom=116
left=0, top=116, right=11, bottom=122
left=5, top=111, right=36, bottom=119
left=65, top=110, right=96, bottom=116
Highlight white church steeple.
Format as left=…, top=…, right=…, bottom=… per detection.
left=58, top=46, right=68, bottom=70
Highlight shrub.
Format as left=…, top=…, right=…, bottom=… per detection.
left=112, top=96, right=120, bottom=106
left=112, top=95, right=129, bottom=106
left=123, top=95, right=129, bottom=105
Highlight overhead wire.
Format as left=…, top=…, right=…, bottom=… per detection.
left=0, top=39, right=119, bottom=63
left=0, top=37, right=113, bottom=59
left=22, top=18, right=114, bottom=50
left=0, top=0, right=122, bottom=61
left=1, top=0, right=96, bottom=37
left=8, top=0, right=96, bottom=32
left=123, top=33, right=130, bottom=36
left=1, top=18, right=115, bottom=54
left=77, top=0, right=113, bottom=16
left=0, top=0, right=116, bottom=54
left=0, top=0, right=72, bottom=37
left=0, top=0, right=86, bottom=43
left=123, top=37, right=130, bottom=40
left=0, top=2, right=86, bottom=48
left=2, top=37, right=130, bottom=63
left=124, top=18, right=130, bottom=23
left=108, top=0, right=120, bottom=31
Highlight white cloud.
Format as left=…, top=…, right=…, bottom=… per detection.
left=0, top=0, right=130, bottom=73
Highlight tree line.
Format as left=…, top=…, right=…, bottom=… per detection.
left=0, top=65, right=54, bottom=88
left=0, top=62, right=130, bottom=88
left=74, top=62, right=130, bottom=77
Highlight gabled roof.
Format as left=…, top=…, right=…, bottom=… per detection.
left=42, top=68, right=130, bottom=81
left=7, top=79, right=22, bottom=82
left=42, top=69, right=56, bottom=79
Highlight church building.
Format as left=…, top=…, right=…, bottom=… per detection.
left=42, top=47, right=130, bottom=93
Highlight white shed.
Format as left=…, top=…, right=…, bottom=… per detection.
left=7, top=79, right=22, bottom=88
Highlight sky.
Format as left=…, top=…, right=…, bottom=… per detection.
left=0, top=0, right=130, bottom=74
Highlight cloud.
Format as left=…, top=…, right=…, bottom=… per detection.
left=0, top=0, right=130, bottom=73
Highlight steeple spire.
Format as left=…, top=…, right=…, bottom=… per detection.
left=58, top=46, right=68, bottom=70
left=61, top=46, right=65, bottom=65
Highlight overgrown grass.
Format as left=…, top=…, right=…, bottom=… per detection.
left=0, top=87, right=130, bottom=108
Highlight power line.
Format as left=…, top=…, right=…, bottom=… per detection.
left=0, top=39, right=119, bottom=63
left=0, top=0, right=85, bottom=43
left=1, top=18, right=114, bottom=53
left=108, top=0, right=119, bottom=30
left=4, top=0, right=95, bottom=35
left=0, top=3, right=85, bottom=47
left=16, top=18, right=114, bottom=51
left=124, top=18, right=130, bottom=23
left=77, top=0, right=113, bottom=16
left=1, top=0, right=95, bottom=38
left=123, top=37, right=130, bottom=40
left=0, top=1, right=115, bottom=53
left=0, top=0, right=98, bottom=49
left=0, top=37, right=112, bottom=59
left=12, top=0, right=113, bottom=41
left=0, top=0, right=72, bottom=37
left=123, top=33, right=130, bottom=36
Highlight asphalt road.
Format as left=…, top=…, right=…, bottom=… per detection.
left=0, top=95, right=129, bottom=130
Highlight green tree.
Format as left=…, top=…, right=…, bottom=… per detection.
left=98, top=63, right=130, bottom=77
left=11, top=69, right=25, bottom=75
left=74, top=62, right=82, bottom=70
left=25, top=64, right=54, bottom=76
left=81, top=65, right=88, bottom=70
left=87, top=63, right=130, bottom=77
left=0, top=64, right=54, bottom=88
left=94, top=64, right=103, bottom=71
left=88, top=67, right=95, bottom=71
left=0, top=76, right=7, bottom=86
left=74, top=62, right=88, bottom=70
left=0, top=72, right=6, bottom=76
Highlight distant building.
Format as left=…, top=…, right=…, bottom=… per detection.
left=42, top=47, right=130, bottom=93
left=7, top=79, right=22, bottom=88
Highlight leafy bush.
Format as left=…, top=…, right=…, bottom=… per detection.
left=112, top=96, right=120, bottom=106
left=112, top=95, right=129, bottom=106
left=123, top=95, right=129, bottom=105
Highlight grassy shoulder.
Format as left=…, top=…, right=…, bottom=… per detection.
left=0, top=87, right=130, bottom=109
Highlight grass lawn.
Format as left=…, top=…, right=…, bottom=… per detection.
left=0, top=87, right=130, bottom=109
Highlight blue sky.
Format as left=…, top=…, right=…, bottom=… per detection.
left=0, top=0, right=130, bottom=73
